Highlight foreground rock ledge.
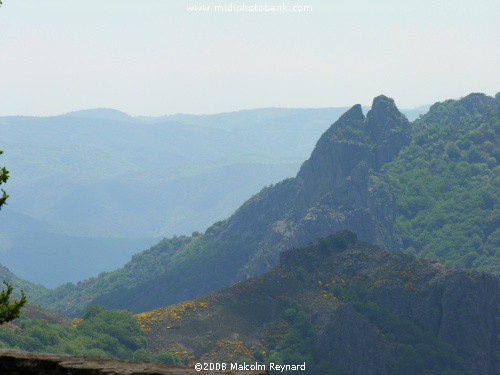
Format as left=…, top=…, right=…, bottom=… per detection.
left=0, top=349, right=269, bottom=375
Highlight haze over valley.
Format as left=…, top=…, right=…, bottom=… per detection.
left=0, top=1, right=498, bottom=374
left=0, top=105, right=427, bottom=286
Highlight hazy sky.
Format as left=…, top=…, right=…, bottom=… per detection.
left=0, top=0, right=498, bottom=116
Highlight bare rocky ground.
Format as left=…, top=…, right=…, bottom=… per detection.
left=0, top=349, right=268, bottom=375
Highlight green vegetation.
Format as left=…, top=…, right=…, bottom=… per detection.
left=352, top=301, right=468, bottom=375
left=265, top=298, right=339, bottom=375
left=318, top=231, right=351, bottom=254
left=35, top=226, right=259, bottom=315
left=0, top=263, right=50, bottom=302
left=93, top=228, right=257, bottom=313
left=0, top=304, right=180, bottom=364
left=32, top=235, right=194, bottom=314
left=0, top=149, right=8, bottom=211
left=0, top=281, right=26, bottom=325
left=330, top=278, right=468, bottom=374
left=264, top=278, right=469, bottom=374
left=0, top=149, right=27, bottom=325
left=382, top=93, right=499, bottom=273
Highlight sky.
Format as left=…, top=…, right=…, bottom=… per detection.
left=0, top=0, right=499, bottom=116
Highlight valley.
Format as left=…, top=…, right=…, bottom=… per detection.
left=0, top=93, right=498, bottom=374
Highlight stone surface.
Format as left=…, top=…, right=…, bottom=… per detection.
left=0, top=350, right=268, bottom=375
left=232, top=95, right=411, bottom=277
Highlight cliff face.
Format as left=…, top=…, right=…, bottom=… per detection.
left=232, top=95, right=410, bottom=278
left=137, top=232, right=499, bottom=375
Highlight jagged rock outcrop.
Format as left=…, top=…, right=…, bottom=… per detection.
left=39, top=95, right=414, bottom=314
left=235, top=95, right=410, bottom=277
left=0, top=349, right=268, bottom=374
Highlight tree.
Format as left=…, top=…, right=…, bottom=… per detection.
left=0, top=281, right=26, bottom=324
left=0, top=150, right=8, bottom=210
left=0, top=149, right=27, bottom=324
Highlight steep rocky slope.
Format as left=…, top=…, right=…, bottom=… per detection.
left=135, top=232, right=499, bottom=375
left=234, top=95, right=410, bottom=276
left=33, top=96, right=409, bottom=315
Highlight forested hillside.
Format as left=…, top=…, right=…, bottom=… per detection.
left=383, top=93, right=499, bottom=273
left=0, top=304, right=180, bottom=365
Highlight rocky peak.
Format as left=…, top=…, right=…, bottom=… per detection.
left=366, top=95, right=402, bottom=130
left=264, top=96, right=408, bottom=257
left=312, top=104, right=366, bottom=146
left=295, top=95, right=410, bottom=211
left=298, top=95, right=410, bottom=182
left=366, top=95, right=412, bottom=167
left=335, top=103, right=365, bottom=125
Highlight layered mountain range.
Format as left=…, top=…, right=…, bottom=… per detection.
left=18, top=92, right=497, bottom=316
left=29, top=95, right=417, bottom=315
left=0, top=92, right=498, bottom=374
left=0, top=104, right=427, bottom=287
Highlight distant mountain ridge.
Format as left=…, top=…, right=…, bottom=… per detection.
left=0, top=103, right=428, bottom=287
left=0, top=107, right=336, bottom=286
left=62, top=108, right=133, bottom=121
left=31, top=95, right=415, bottom=315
